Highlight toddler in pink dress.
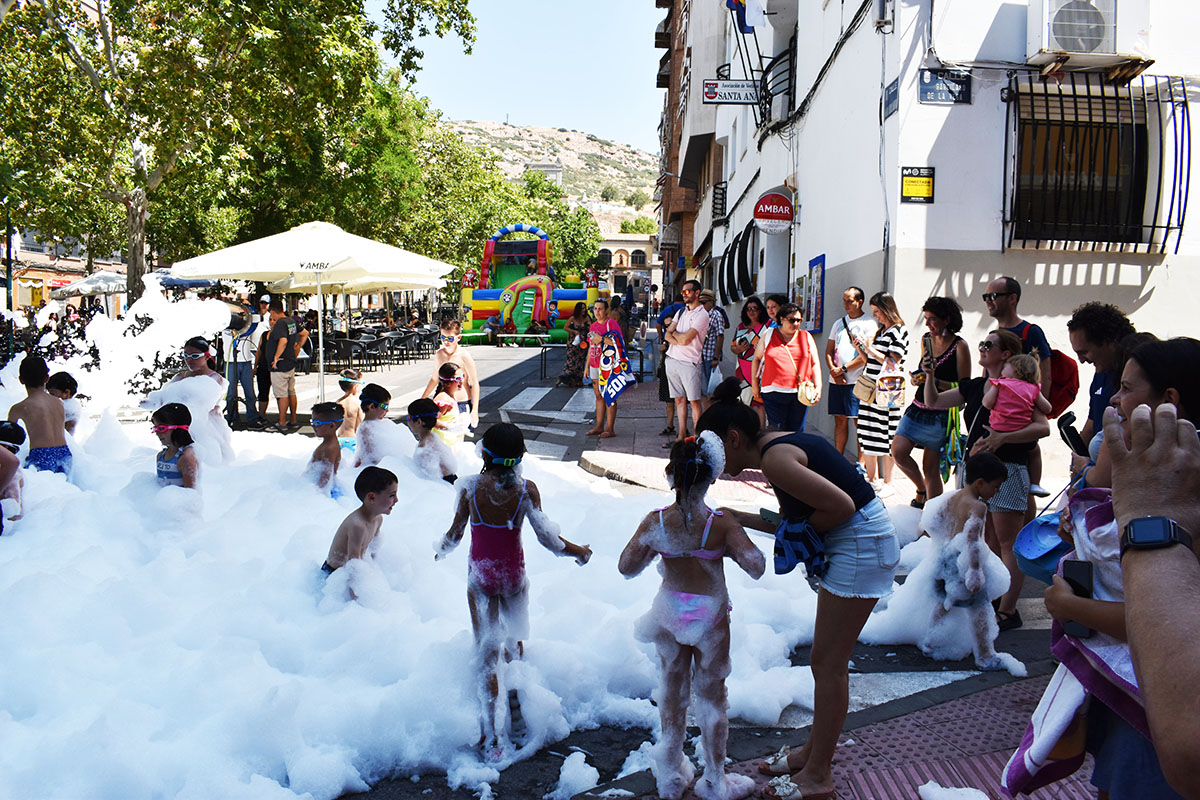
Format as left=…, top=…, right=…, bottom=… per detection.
left=983, top=354, right=1052, bottom=431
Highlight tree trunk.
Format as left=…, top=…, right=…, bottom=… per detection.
left=126, top=186, right=147, bottom=301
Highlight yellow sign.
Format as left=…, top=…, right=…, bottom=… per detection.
left=900, top=166, right=935, bottom=204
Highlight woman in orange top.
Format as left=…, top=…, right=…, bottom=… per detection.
left=751, top=302, right=822, bottom=432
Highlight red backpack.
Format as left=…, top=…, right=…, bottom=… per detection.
left=1018, top=323, right=1079, bottom=419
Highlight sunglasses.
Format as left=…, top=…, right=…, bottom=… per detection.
left=183, top=352, right=206, bottom=360
left=438, top=335, right=457, bottom=343
left=979, top=340, right=995, bottom=351
left=981, top=292, right=1013, bottom=303
left=151, top=424, right=189, bottom=434
left=311, top=417, right=344, bottom=427
left=782, top=316, right=803, bottom=325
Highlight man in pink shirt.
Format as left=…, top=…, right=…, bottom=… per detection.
left=662, top=279, right=710, bottom=447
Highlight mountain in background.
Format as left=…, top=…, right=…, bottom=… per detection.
left=447, top=120, right=659, bottom=235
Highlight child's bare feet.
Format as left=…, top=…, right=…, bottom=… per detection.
left=585, top=427, right=602, bottom=436
left=695, top=771, right=755, bottom=800
left=598, top=431, right=616, bottom=439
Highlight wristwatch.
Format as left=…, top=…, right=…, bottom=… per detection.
left=1120, top=516, right=1194, bottom=559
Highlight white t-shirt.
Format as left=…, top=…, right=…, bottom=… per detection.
left=830, top=313, right=878, bottom=382
left=666, top=305, right=710, bottom=365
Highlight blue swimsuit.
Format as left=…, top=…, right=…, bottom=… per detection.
left=156, top=444, right=193, bottom=487
left=26, top=445, right=72, bottom=476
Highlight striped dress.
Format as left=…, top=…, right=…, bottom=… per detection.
left=858, top=324, right=909, bottom=457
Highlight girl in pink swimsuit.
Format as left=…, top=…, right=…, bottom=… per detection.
left=619, top=432, right=766, bottom=800
left=436, top=423, right=592, bottom=762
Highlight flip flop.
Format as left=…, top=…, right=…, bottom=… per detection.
left=757, top=746, right=796, bottom=776
left=763, top=775, right=836, bottom=800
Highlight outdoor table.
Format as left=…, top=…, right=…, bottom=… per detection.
left=539, top=343, right=567, bottom=380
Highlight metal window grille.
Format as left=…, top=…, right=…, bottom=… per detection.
left=758, top=36, right=797, bottom=126
left=712, top=181, right=728, bottom=219
left=1004, top=73, right=1191, bottom=254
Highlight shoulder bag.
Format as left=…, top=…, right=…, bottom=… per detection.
left=782, top=330, right=820, bottom=406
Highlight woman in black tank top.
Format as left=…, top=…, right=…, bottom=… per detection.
left=697, top=379, right=899, bottom=800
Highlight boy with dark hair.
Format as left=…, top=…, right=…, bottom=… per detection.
left=354, top=384, right=393, bottom=468
left=406, top=398, right=458, bottom=484
left=46, top=371, right=81, bottom=436
left=322, top=466, right=399, bottom=574
left=308, top=402, right=344, bottom=493
left=8, top=356, right=71, bottom=476
left=921, top=452, right=1011, bottom=669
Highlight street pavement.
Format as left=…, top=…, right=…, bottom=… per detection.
left=309, top=344, right=1084, bottom=800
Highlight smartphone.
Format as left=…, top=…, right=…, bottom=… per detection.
left=1061, top=559, right=1094, bottom=639
left=760, top=508, right=782, bottom=527
left=1057, top=412, right=1090, bottom=459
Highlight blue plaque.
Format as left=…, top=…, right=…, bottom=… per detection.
left=883, top=78, right=899, bottom=120
left=919, top=70, right=972, bottom=105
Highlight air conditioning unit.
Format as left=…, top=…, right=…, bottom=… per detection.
left=1027, top=0, right=1149, bottom=68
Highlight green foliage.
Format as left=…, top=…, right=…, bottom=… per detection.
left=620, top=215, right=658, bottom=235
left=624, top=189, right=651, bottom=209
left=600, top=184, right=621, bottom=202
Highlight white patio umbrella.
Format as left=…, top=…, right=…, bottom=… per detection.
left=49, top=270, right=126, bottom=299
left=171, top=221, right=454, bottom=400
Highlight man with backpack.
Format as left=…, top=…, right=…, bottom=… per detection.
left=983, top=277, right=1078, bottom=497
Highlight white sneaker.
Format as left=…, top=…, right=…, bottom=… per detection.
left=1030, top=483, right=1050, bottom=497
left=876, top=483, right=895, bottom=498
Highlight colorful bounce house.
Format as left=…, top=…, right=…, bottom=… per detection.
left=460, top=224, right=600, bottom=344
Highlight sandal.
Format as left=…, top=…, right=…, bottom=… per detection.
left=757, top=746, right=796, bottom=777
left=996, top=608, right=1023, bottom=632
left=910, top=490, right=927, bottom=509
left=764, top=775, right=836, bottom=800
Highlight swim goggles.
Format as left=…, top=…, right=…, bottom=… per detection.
left=182, top=352, right=207, bottom=360
left=311, top=418, right=344, bottom=428
left=482, top=445, right=521, bottom=467
left=151, top=424, right=190, bottom=434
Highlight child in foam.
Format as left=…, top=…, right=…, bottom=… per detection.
left=618, top=432, right=766, bottom=800
left=919, top=452, right=1011, bottom=670
left=422, top=317, right=480, bottom=430
left=167, top=336, right=235, bottom=463
left=322, top=466, right=399, bottom=577
left=152, top=403, right=199, bottom=489
left=307, top=402, right=344, bottom=496
left=7, top=355, right=71, bottom=477
left=334, top=368, right=364, bottom=453
left=353, top=384, right=392, bottom=468
left=435, top=423, right=592, bottom=762
left=0, top=421, right=26, bottom=523
left=432, top=362, right=469, bottom=448
left=406, top=398, right=458, bottom=485
left=46, top=371, right=80, bottom=437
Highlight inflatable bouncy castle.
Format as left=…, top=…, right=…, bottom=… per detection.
left=460, top=224, right=600, bottom=343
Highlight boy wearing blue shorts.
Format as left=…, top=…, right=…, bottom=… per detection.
left=8, top=356, right=71, bottom=477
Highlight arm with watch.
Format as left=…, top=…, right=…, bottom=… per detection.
left=1103, top=403, right=1200, bottom=798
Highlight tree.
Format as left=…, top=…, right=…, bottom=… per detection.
left=625, top=189, right=650, bottom=208
left=516, top=173, right=601, bottom=272
left=600, top=184, right=621, bottom=202
left=1, top=0, right=474, bottom=300
left=620, top=215, right=658, bottom=235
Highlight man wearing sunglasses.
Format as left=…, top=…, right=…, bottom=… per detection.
left=662, top=279, right=710, bottom=446
left=421, top=318, right=480, bottom=430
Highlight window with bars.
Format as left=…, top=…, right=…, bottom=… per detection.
left=1004, top=73, right=1191, bottom=254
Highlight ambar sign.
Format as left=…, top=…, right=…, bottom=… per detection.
left=754, top=192, right=793, bottom=234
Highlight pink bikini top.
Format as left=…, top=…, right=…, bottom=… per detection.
left=657, top=507, right=725, bottom=560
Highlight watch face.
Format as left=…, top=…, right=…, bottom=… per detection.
left=1128, top=517, right=1175, bottom=545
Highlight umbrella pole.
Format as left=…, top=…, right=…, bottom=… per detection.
left=318, top=273, right=326, bottom=403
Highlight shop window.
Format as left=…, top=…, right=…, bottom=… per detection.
left=1005, top=73, right=1190, bottom=253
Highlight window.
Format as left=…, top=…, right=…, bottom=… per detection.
left=631, top=250, right=647, bottom=267
left=1005, top=73, right=1191, bottom=253
left=597, top=248, right=613, bottom=268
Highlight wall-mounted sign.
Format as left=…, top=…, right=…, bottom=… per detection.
left=918, top=69, right=972, bottom=104
left=753, top=192, right=793, bottom=234
left=883, top=78, right=899, bottom=120
left=900, top=167, right=935, bottom=204
left=702, top=79, right=759, bottom=104
left=797, top=254, right=826, bottom=334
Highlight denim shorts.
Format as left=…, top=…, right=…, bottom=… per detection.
left=827, top=383, right=860, bottom=418
left=818, top=497, right=900, bottom=599
left=895, top=405, right=949, bottom=450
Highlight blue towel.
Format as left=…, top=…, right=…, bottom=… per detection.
left=774, top=517, right=827, bottom=578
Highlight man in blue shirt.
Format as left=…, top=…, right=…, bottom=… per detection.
left=1066, top=301, right=1135, bottom=446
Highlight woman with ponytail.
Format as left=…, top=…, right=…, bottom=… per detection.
left=151, top=403, right=198, bottom=488
left=696, top=377, right=898, bottom=800
left=619, top=432, right=765, bottom=800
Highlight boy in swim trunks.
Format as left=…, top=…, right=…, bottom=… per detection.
left=8, top=355, right=71, bottom=477
left=308, top=402, right=343, bottom=494
left=619, top=433, right=765, bottom=800
left=335, top=368, right=364, bottom=452
left=353, top=384, right=392, bottom=468
left=921, top=452, right=1010, bottom=670
left=46, top=371, right=81, bottom=436
left=322, top=466, right=399, bottom=576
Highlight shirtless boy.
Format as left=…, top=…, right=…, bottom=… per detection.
left=421, top=317, right=480, bottom=429
left=322, top=466, right=399, bottom=574
left=335, top=368, right=364, bottom=450
left=8, top=356, right=71, bottom=476
left=308, top=402, right=343, bottom=492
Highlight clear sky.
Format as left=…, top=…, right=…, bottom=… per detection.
left=374, top=0, right=666, bottom=154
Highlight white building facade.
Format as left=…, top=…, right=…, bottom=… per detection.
left=655, top=0, right=1197, bottom=435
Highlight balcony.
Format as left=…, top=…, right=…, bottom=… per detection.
left=657, top=50, right=671, bottom=89
left=758, top=37, right=796, bottom=125
left=656, top=0, right=671, bottom=7
left=654, top=15, right=670, bottom=48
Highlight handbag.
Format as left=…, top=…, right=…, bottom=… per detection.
left=853, top=373, right=877, bottom=404
left=781, top=330, right=819, bottom=406
left=875, top=358, right=907, bottom=408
